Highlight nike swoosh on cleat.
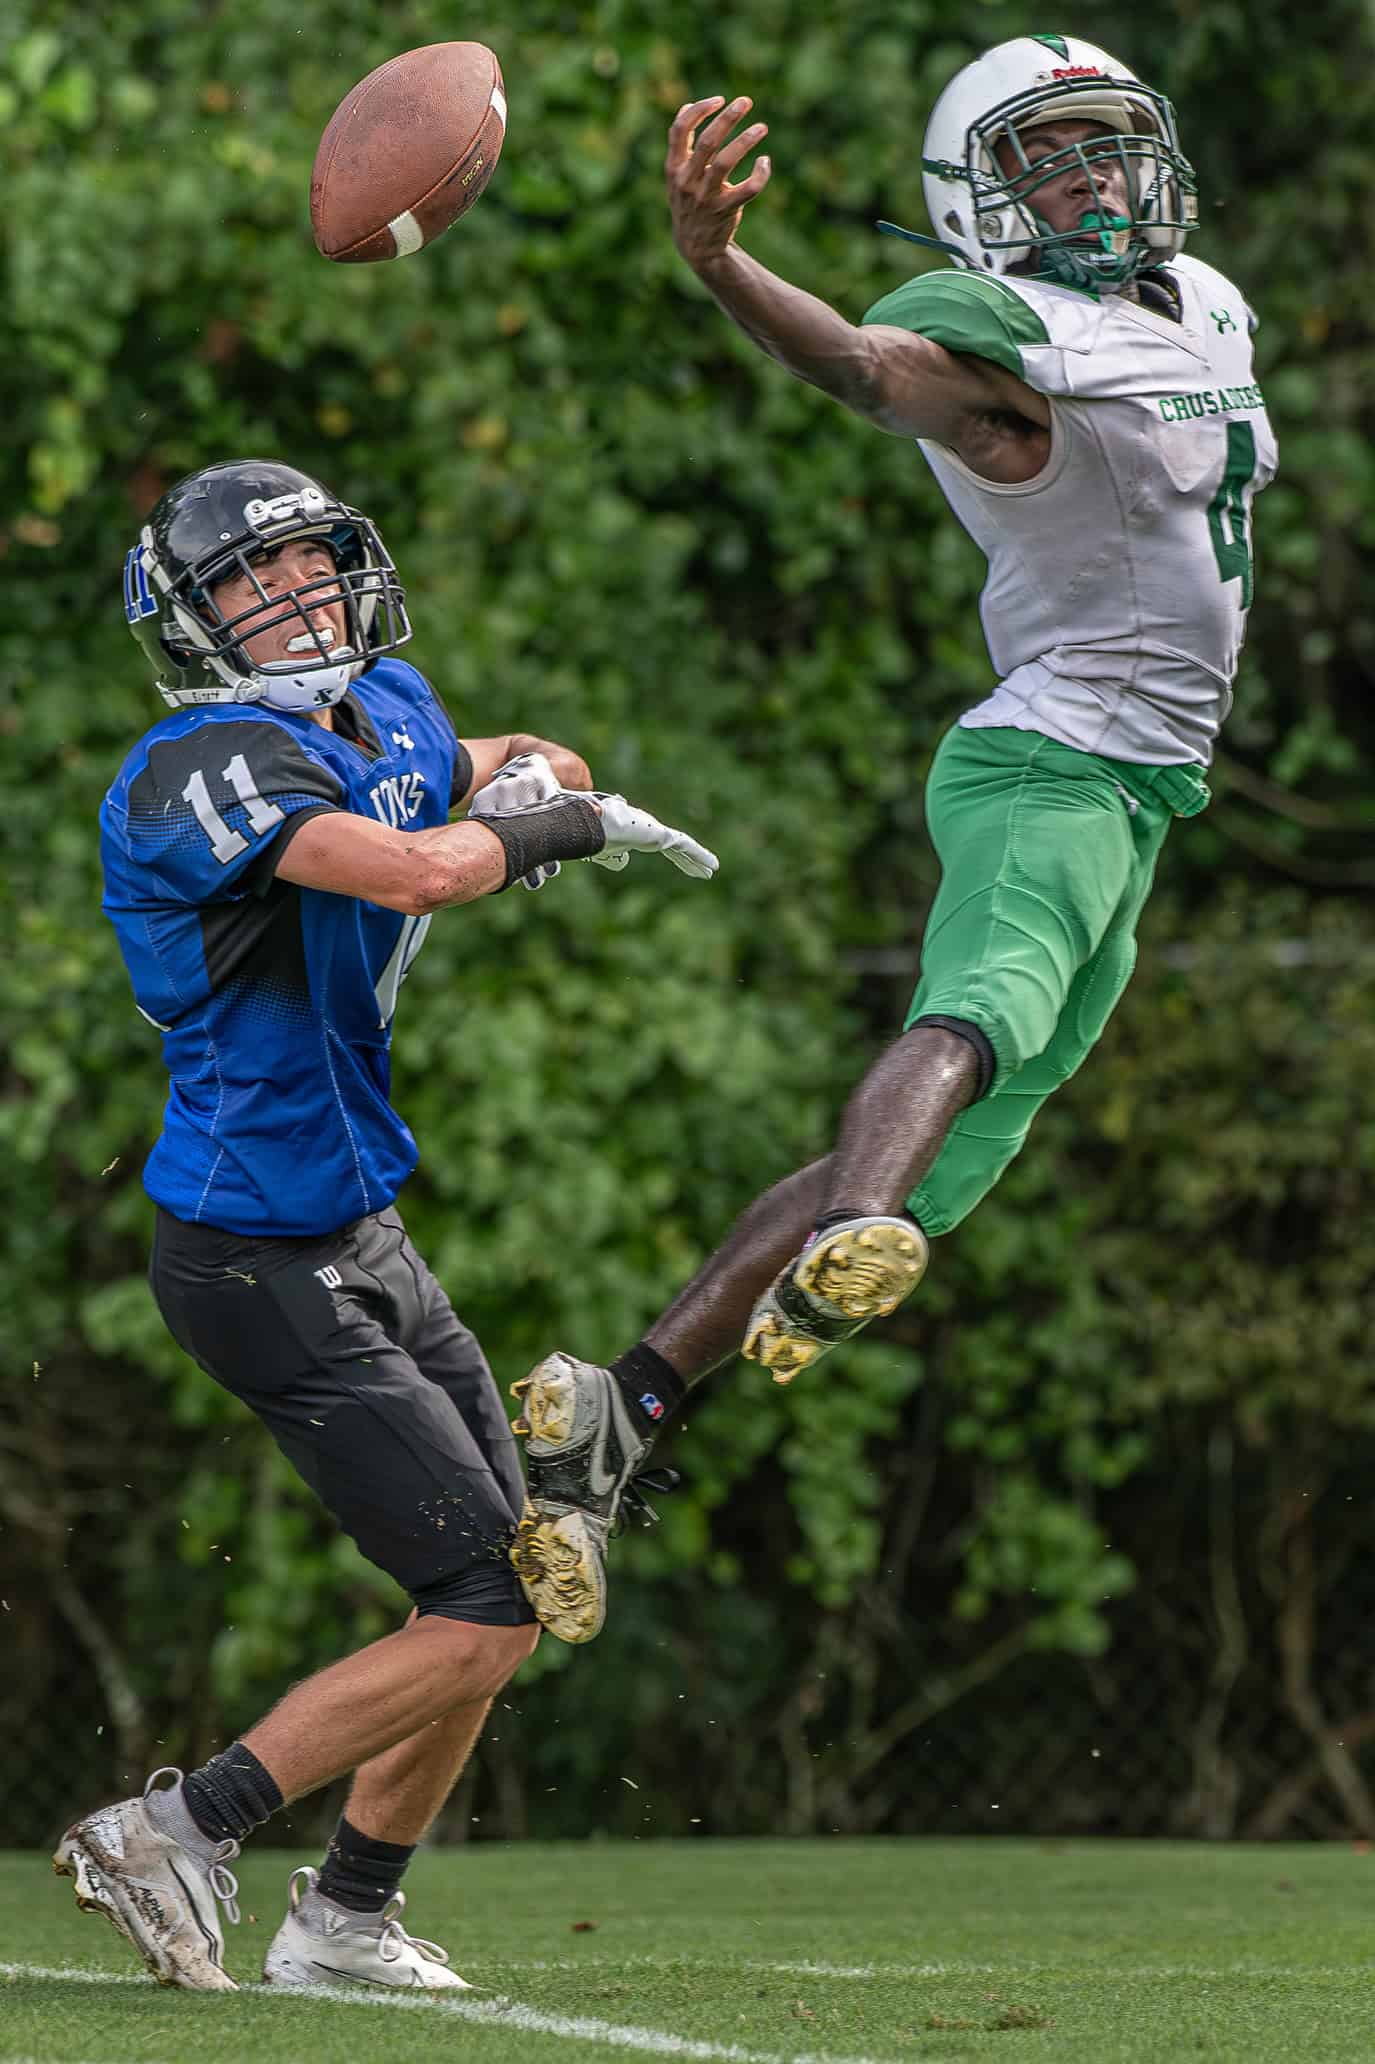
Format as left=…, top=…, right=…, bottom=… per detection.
left=590, top=1385, right=646, bottom=1499
left=169, top=1860, right=221, bottom=1962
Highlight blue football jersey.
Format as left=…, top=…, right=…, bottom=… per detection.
left=101, top=658, right=473, bottom=1235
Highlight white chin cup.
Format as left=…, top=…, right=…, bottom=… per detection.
left=253, top=660, right=358, bottom=711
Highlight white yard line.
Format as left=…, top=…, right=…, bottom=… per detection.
left=0, top=1963, right=150, bottom=1985
left=292, top=1983, right=900, bottom=2062
left=747, top=1958, right=1363, bottom=1982
left=6, top=1954, right=1361, bottom=1989
left=750, top=1961, right=994, bottom=1980
left=444, top=1951, right=1362, bottom=1983
left=0, top=1962, right=897, bottom=2064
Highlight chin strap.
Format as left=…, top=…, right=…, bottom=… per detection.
left=1034, top=239, right=1148, bottom=294
left=876, top=219, right=970, bottom=262
left=875, top=212, right=1150, bottom=295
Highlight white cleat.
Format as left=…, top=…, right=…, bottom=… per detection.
left=262, top=1865, right=473, bottom=1991
left=52, top=1767, right=241, bottom=1990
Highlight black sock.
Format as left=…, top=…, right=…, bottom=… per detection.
left=807, top=1206, right=924, bottom=1241
left=317, top=1815, right=416, bottom=1914
left=610, top=1341, right=686, bottom=1437
left=181, top=1741, right=283, bottom=1845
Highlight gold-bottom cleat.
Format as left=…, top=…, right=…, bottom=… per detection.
left=508, top=1353, right=658, bottom=1643
left=510, top=1499, right=608, bottom=1644
left=742, top=1216, right=930, bottom=1385
left=794, top=1217, right=929, bottom=1320
left=741, top=1308, right=830, bottom=1382
left=509, top=1367, right=577, bottom=1446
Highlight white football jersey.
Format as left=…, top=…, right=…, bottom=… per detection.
left=863, top=255, right=1278, bottom=765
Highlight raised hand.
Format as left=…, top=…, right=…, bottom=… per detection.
left=665, top=94, right=772, bottom=273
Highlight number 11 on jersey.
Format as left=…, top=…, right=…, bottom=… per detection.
left=183, top=753, right=287, bottom=864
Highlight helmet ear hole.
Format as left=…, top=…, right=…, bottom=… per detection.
left=944, top=209, right=964, bottom=236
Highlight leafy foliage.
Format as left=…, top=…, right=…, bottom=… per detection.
left=3, top=0, right=1374, bottom=1844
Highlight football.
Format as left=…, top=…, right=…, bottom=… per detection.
left=310, top=41, right=507, bottom=264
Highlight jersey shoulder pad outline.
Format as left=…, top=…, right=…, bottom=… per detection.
left=136, top=709, right=345, bottom=811
left=863, top=268, right=1055, bottom=380
left=1169, top=253, right=1260, bottom=337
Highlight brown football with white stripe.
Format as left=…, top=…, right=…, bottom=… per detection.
left=311, top=42, right=507, bottom=264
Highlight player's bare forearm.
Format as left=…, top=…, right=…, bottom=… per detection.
left=693, top=245, right=889, bottom=419
left=278, top=785, right=617, bottom=914
left=404, top=817, right=516, bottom=909
left=278, top=809, right=507, bottom=914
left=456, top=733, right=592, bottom=808
left=666, top=95, right=885, bottom=415
left=693, top=250, right=1017, bottom=439
left=509, top=733, right=591, bottom=791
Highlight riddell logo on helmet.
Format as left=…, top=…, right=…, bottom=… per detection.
left=1051, top=65, right=1106, bottom=79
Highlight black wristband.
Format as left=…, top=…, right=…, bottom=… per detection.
left=480, top=795, right=606, bottom=890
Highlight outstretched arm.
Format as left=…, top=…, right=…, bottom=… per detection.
left=274, top=809, right=568, bottom=915
left=274, top=760, right=717, bottom=914
left=666, top=95, right=1048, bottom=441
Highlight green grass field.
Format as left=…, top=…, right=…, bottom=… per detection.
left=3, top=1838, right=1373, bottom=2062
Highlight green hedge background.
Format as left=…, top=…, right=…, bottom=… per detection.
left=3, top=0, right=1374, bottom=1845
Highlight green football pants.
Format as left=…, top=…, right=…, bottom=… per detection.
left=905, top=724, right=1208, bottom=1237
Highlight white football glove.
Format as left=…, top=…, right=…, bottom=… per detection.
left=587, top=792, right=719, bottom=880
left=468, top=753, right=565, bottom=890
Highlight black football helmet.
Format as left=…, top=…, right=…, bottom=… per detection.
left=124, top=460, right=412, bottom=710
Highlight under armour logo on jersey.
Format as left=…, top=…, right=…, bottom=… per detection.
left=391, top=725, right=415, bottom=751
left=315, top=1264, right=344, bottom=1290
left=1211, top=307, right=1238, bottom=334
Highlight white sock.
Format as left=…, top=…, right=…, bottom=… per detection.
left=143, top=1775, right=223, bottom=1865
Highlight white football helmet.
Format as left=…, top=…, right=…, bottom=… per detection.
left=912, top=35, right=1198, bottom=292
